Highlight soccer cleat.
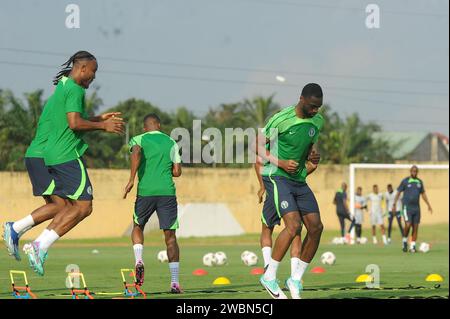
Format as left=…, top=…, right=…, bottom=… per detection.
left=285, top=277, right=303, bottom=299
left=402, top=242, right=408, bottom=252
left=23, top=242, right=47, bottom=276
left=409, top=246, right=417, bottom=253
left=135, top=261, right=145, bottom=286
left=373, top=238, right=378, bottom=245
left=387, top=238, right=392, bottom=244
left=260, top=276, right=287, bottom=299
left=2, top=222, right=21, bottom=261
left=170, top=283, right=183, bottom=294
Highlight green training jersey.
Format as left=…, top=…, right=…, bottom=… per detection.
left=25, top=96, right=53, bottom=158
left=261, top=105, right=324, bottom=183
left=129, top=131, right=181, bottom=196
left=43, top=76, right=89, bottom=166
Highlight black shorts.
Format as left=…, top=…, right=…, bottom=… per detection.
left=25, top=157, right=55, bottom=196
left=134, top=196, right=179, bottom=230
left=48, top=157, right=93, bottom=201
left=403, top=205, right=421, bottom=224
left=261, top=176, right=320, bottom=228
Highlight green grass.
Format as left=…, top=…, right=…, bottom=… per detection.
left=1, top=224, right=448, bottom=299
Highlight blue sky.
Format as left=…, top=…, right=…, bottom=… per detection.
left=0, top=0, right=448, bottom=134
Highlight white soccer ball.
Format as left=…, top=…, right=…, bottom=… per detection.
left=241, top=250, right=251, bottom=262
left=321, top=251, right=336, bottom=265
left=157, top=250, right=168, bottom=263
left=419, top=242, right=430, bottom=253
left=243, top=252, right=258, bottom=266
left=203, top=253, right=217, bottom=267
left=359, top=237, right=368, bottom=244
left=214, top=252, right=228, bottom=266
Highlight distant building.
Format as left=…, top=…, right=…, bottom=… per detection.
left=374, top=132, right=449, bottom=162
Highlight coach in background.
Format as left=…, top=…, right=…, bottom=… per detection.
left=393, top=165, right=433, bottom=253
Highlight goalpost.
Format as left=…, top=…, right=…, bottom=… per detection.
left=349, top=163, right=449, bottom=236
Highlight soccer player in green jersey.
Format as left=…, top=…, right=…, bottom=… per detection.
left=3, top=93, right=69, bottom=261
left=255, top=151, right=321, bottom=299
left=256, top=83, right=324, bottom=299
left=22, top=51, right=124, bottom=276
left=123, top=114, right=182, bottom=293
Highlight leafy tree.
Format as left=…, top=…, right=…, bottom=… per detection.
left=0, top=90, right=45, bottom=170
left=242, top=95, right=280, bottom=128
left=0, top=88, right=396, bottom=170
left=319, top=105, right=394, bottom=164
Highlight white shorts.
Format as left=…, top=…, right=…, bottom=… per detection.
left=354, top=211, right=364, bottom=225
left=370, top=211, right=384, bottom=226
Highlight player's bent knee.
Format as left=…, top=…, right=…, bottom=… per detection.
left=286, top=222, right=302, bottom=237
left=310, top=222, right=324, bottom=237
left=76, top=201, right=93, bottom=219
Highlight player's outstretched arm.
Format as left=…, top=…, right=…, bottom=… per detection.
left=421, top=192, right=433, bottom=214
left=123, top=145, right=141, bottom=199
left=89, top=112, right=122, bottom=122
left=67, top=112, right=124, bottom=134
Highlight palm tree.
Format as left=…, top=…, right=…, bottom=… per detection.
left=242, top=95, right=280, bottom=128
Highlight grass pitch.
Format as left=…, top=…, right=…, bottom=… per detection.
left=0, top=224, right=448, bottom=299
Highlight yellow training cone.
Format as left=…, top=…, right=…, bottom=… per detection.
left=213, top=277, right=231, bottom=285
left=426, top=274, right=444, bottom=282
left=355, top=274, right=373, bottom=283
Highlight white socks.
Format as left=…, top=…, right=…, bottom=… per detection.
left=38, top=229, right=59, bottom=252
left=382, top=235, right=388, bottom=245
left=373, top=236, right=378, bottom=244
left=133, top=244, right=144, bottom=265
left=291, top=258, right=301, bottom=280
left=291, top=258, right=309, bottom=281
left=403, top=237, right=408, bottom=243
left=263, top=259, right=280, bottom=281
left=410, top=241, right=416, bottom=249
left=296, top=260, right=309, bottom=282
left=35, top=229, right=50, bottom=243
left=169, top=262, right=180, bottom=284
left=262, top=247, right=272, bottom=268
left=13, top=215, right=35, bottom=235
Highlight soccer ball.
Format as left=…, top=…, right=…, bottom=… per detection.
left=241, top=250, right=251, bottom=262
left=321, top=252, right=336, bottom=265
left=359, top=237, right=368, bottom=244
left=419, top=242, right=430, bottom=253
left=157, top=250, right=168, bottom=263
left=243, top=252, right=258, bottom=266
left=203, top=253, right=217, bottom=267
left=214, top=252, right=228, bottom=266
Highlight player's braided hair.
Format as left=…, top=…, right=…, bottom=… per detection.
left=53, top=51, right=96, bottom=85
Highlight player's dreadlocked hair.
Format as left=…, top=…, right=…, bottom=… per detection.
left=53, top=51, right=96, bottom=85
